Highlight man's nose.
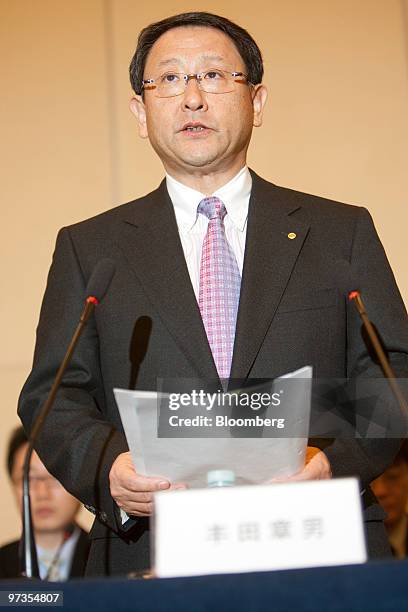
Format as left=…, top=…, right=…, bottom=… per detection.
left=181, top=79, right=207, bottom=112
left=31, top=478, right=53, bottom=498
left=34, top=482, right=52, bottom=499
left=371, top=476, right=388, bottom=498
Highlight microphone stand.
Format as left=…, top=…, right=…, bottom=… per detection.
left=20, top=297, right=98, bottom=578
left=349, top=291, right=408, bottom=423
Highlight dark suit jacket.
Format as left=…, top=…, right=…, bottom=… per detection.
left=0, top=528, right=90, bottom=580
left=390, top=517, right=408, bottom=559
left=18, top=171, right=408, bottom=575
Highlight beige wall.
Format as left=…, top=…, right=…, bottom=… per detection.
left=1, top=0, right=407, bottom=546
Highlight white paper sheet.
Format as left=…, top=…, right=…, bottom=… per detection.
left=114, top=366, right=312, bottom=488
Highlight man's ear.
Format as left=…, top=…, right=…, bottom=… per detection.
left=130, top=96, right=148, bottom=139
left=252, top=84, right=268, bottom=128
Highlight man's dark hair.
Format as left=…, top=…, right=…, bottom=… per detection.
left=394, top=440, right=408, bottom=465
left=129, top=12, right=264, bottom=95
left=6, top=426, right=28, bottom=478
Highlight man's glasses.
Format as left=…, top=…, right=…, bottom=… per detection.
left=141, top=69, right=251, bottom=98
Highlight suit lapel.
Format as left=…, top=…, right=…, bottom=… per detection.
left=115, top=174, right=310, bottom=382
left=230, top=173, right=310, bottom=379
left=116, top=181, right=218, bottom=380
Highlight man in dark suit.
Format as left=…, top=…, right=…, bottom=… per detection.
left=0, top=427, right=89, bottom=580
left=18, top=12, right=408, bottom=576
left=371, top=441, right=408, bottom=559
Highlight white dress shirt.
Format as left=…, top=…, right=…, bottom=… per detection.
left=166, top=166, right=252, bottom=298
left=36, top=526, right=81, bottom=581
left=120, top=167, right=251, bottom=525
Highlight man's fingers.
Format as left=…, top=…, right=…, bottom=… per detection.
left=110, top=478, right=170, bottom=510
left=287, top=451, right=331, bottom=481
left=125, top=476, right=170, bottom=493
left=169, top=482, right=188, bottom=491
left=109, top=452, right=170, bottom=492
left=282, top=469, right=310, bottom=482
left=116, top=490, right=153, bottom=504
left=109, top=453, right=187, bottom=519
left=266, top=450, right=332, bottom=484
left=119, top=501, right=154, bottom=516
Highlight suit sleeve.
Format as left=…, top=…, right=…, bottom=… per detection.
left=316, top=207, right=408, bottom=488
left=18, top=227, right=135, bottom=534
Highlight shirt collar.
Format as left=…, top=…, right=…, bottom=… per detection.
left=166, top=166, right=252, bottom=233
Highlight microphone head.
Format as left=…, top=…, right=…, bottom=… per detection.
left=86, top=259, right=116, bottom=304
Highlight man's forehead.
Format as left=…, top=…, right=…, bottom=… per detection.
left=157, top=54, right=225, bottom=69
left=145, top=26, right=244, bottom=71
left=13, top=446, right=48, bottom=472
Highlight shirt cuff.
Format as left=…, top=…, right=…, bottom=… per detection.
left=120, top=508, right=130, bottom=524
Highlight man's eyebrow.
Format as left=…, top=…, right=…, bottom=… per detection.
left=157, top=58, right=181, bottom=68
left=157, top=55, right=225, bottom=68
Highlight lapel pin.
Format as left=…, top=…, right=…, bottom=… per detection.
left=287, top=232, right=297, bottom=240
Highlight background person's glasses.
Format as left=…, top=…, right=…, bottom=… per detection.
left=14, top=474, right=63, bottom=490
left=142, top=69, right=251, bottom=98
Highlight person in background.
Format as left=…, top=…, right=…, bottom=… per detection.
left=0, top=426, right=89, bottom=580
left=371, top=441, right=408, bottom=559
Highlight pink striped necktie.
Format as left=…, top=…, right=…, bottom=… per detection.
left=198, top=197, right=241, bottom=380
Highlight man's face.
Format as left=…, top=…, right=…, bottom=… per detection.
left=371, top=461, right=408, bottom=526
left=11, top=444, right=80, bottom=535
left=131, top=26, right=267, bottom=177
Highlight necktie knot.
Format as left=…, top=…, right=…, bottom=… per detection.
left=198, top=197, right=226, bottom=221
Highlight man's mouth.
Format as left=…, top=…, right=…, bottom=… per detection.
left=180, top=122, right=210, bottom=133
left=35, top=507, right=54, bottom=517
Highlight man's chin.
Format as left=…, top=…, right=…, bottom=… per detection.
left=33, top=521, right=61, bottom=533
left=176, top=152, right=223, bottom=170
left=384, top=514, right=398, bottom=528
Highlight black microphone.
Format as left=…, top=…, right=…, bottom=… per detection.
left=20, top=259, right=116, bottom=579
left=83, top=258, right=116, bottom=306
left=333, top=259, right=408, bottom=420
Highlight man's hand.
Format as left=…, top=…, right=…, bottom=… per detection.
left=271, top=447, right=332, bottom=483
left=286, top=447, right=332, bottom=481
left=109, top=451, right=185, bottom=516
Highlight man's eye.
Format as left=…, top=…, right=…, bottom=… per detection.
left=161, top=73, right=179, bottom=83
left=204, top=71, right=224, bottom=80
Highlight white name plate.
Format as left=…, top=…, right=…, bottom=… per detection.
left=153, top=478, right=367, bottom=577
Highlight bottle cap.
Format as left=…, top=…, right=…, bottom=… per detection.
left=207, top=469, right=235, bottom=487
